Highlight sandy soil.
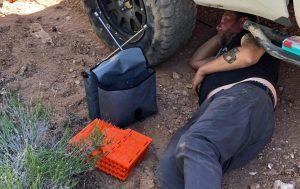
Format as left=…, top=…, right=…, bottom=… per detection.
left=0, top=1, right=300, bottom=188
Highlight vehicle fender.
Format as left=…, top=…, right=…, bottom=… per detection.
left=294, top=0, right=300, bottom=28
left=194, top=0, right=291, bottom=26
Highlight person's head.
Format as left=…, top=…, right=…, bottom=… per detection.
left=217, top=11, right=257, bottom=35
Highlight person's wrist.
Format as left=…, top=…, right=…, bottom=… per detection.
left=192, top=67, right=206, bottom=91
left=197, top=67, right=206, bottom=77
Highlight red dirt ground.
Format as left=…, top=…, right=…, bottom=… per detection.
left=0, top=1, right=299, bottom=188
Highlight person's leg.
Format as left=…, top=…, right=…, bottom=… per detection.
left=156, top=125, right=191, bottom=189
left=156, top=99, right=213, bottom=189
left=223, top=92, right=275, bottom=171
left=175, top=83, right=275, bottom=189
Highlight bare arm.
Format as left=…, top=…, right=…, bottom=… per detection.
left=192, top=33, right=265, bottom=91
left=189, top=33, right=225, bottom=70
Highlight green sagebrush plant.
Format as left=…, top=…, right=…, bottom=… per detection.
left=0, top=92, right=106, bottom=189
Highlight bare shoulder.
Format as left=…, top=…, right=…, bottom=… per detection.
left=241, top=33, right=260, bottom=47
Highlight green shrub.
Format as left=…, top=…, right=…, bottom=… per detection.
left=0, top=92, right=105, bottom=189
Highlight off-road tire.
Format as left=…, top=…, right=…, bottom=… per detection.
left=81, top=0, right=197, bottom=66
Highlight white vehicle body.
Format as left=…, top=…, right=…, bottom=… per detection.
left=194, top=0, right=300, bottom=27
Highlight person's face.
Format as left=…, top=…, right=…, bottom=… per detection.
left=216, top=11, right=245, bottom=35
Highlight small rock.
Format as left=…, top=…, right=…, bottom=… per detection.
left=290, top=153, right=295, bottom=159
left=283, top=155, right=290, bottom=159
left=278, top=86, right=284, bottom=92
left=69, top=68, right=74, bottom=72
left=18, top=65, right=27, bottom=75
left=186, top=84, right=193, bottom=89
left=248, top=183, right=261, bottom=189
left=273, top=180, right=294, bottom=189
left=249, top=172, right=258, bottom=176
left=65, top=16, right=72, bottom=21
left=172, top=72, right=182, bottom=79
left=72, top=74, right=76, bottom=78
left=72, top=60, right=76, bottom=64
left=75, top=80, right=80, bottom=85
left=268, top=163, right=274, bottom=169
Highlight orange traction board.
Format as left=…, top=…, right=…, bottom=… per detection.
left=69, top=119, right=152, bottom=181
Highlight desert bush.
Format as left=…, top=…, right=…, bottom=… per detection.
left=0, top=92, right=105, bottom=189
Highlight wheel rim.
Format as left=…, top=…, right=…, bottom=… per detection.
left=96, top=0, right=147, bottom=41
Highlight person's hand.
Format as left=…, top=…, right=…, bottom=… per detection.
left=192, top=68, right=206, bottom=92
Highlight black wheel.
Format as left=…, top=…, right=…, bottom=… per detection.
left=81, top=0, right=197, bottom=66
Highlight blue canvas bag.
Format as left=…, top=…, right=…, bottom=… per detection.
left=85, top=47, right=157, bottom=127
left=82, top=13, right=156, bottom=127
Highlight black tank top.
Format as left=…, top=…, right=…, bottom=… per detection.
left=198, top=30, right=280, bottom=104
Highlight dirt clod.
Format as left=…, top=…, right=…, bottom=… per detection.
left=30, top=23, right=53, bottom=45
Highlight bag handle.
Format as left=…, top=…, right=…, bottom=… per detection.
left=93, top=12, right=148, bottom=62
left=83, top=12, right=148, bottom=74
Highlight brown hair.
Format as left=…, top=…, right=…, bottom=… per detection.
left=236, top=12, right=258, bottom=22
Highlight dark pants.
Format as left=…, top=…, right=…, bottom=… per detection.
left=156, top=83, right=275, bottom=189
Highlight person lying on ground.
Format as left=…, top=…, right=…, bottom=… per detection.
left=156, top=10, right=279, bottom=189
